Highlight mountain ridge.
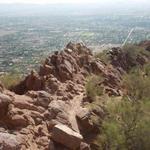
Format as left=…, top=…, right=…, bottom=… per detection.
left=0, top=41, right=150, bottom=149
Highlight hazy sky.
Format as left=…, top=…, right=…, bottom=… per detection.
left=0, top=0, right=149, bottom=4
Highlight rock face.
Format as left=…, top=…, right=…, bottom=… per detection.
left=109, top=46, right=149, bottom=71
left=52, top=124, right=83, bottom=149
left=0, top=42, right=149, bottom=149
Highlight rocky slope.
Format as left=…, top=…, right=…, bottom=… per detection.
left=0, top=41, right=149, bottom=150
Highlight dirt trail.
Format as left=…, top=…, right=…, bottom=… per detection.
left=68, top=93, right=84, bottom=132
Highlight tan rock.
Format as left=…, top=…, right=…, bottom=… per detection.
left=35, top=91, right=52, bottom=108
left=36, top=136, right=49, bottom=147
left=52, top=124, right=83, bottom=149
left=0, top=132, right=22, bottom=150
left=47, top=100, right=70, bottom=125
left=13, top=95, right=45, bottom=113
left=0, top=93, right=12, bottom=117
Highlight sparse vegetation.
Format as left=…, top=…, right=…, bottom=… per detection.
left=93, top=67, right=150, bottom=150
left=123, top=67, right=150, bottom=101
left=95, top=96, right=150, bottom=150
left=123, top=45, right=150, bottom=65
left=85, top=75, right=104, bottom=101
left=86, top=46, right=150, bottom=150
left=0, top=72, right=22, bottom=89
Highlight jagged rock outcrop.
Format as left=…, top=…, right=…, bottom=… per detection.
left=1, top=42, right=104, bottom=150
left=0, top=41, right=149, bottom=149
left=109, top=46, right=149, bottom=72
left=11, top=42, right=122, bottom=97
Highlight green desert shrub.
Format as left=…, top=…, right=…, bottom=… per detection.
left=143, top=62, right=150, bottom=76
left=0, top=72, right=22, bottom=89
left=86, top=75, right=104, bottom=101
left=123, top=67, right=150, bottom=101
left=95, top=96, right=150, bottom=150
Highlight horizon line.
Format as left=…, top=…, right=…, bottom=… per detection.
left=0, top=1, right=102, bottom=5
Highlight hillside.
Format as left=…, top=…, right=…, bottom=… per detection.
left=0, top=41, right=150, bottom=150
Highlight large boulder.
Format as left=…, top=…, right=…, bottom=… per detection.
left=52, top=124, right=83, bottom=149
left=46, top=100, right=70, bottom=125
